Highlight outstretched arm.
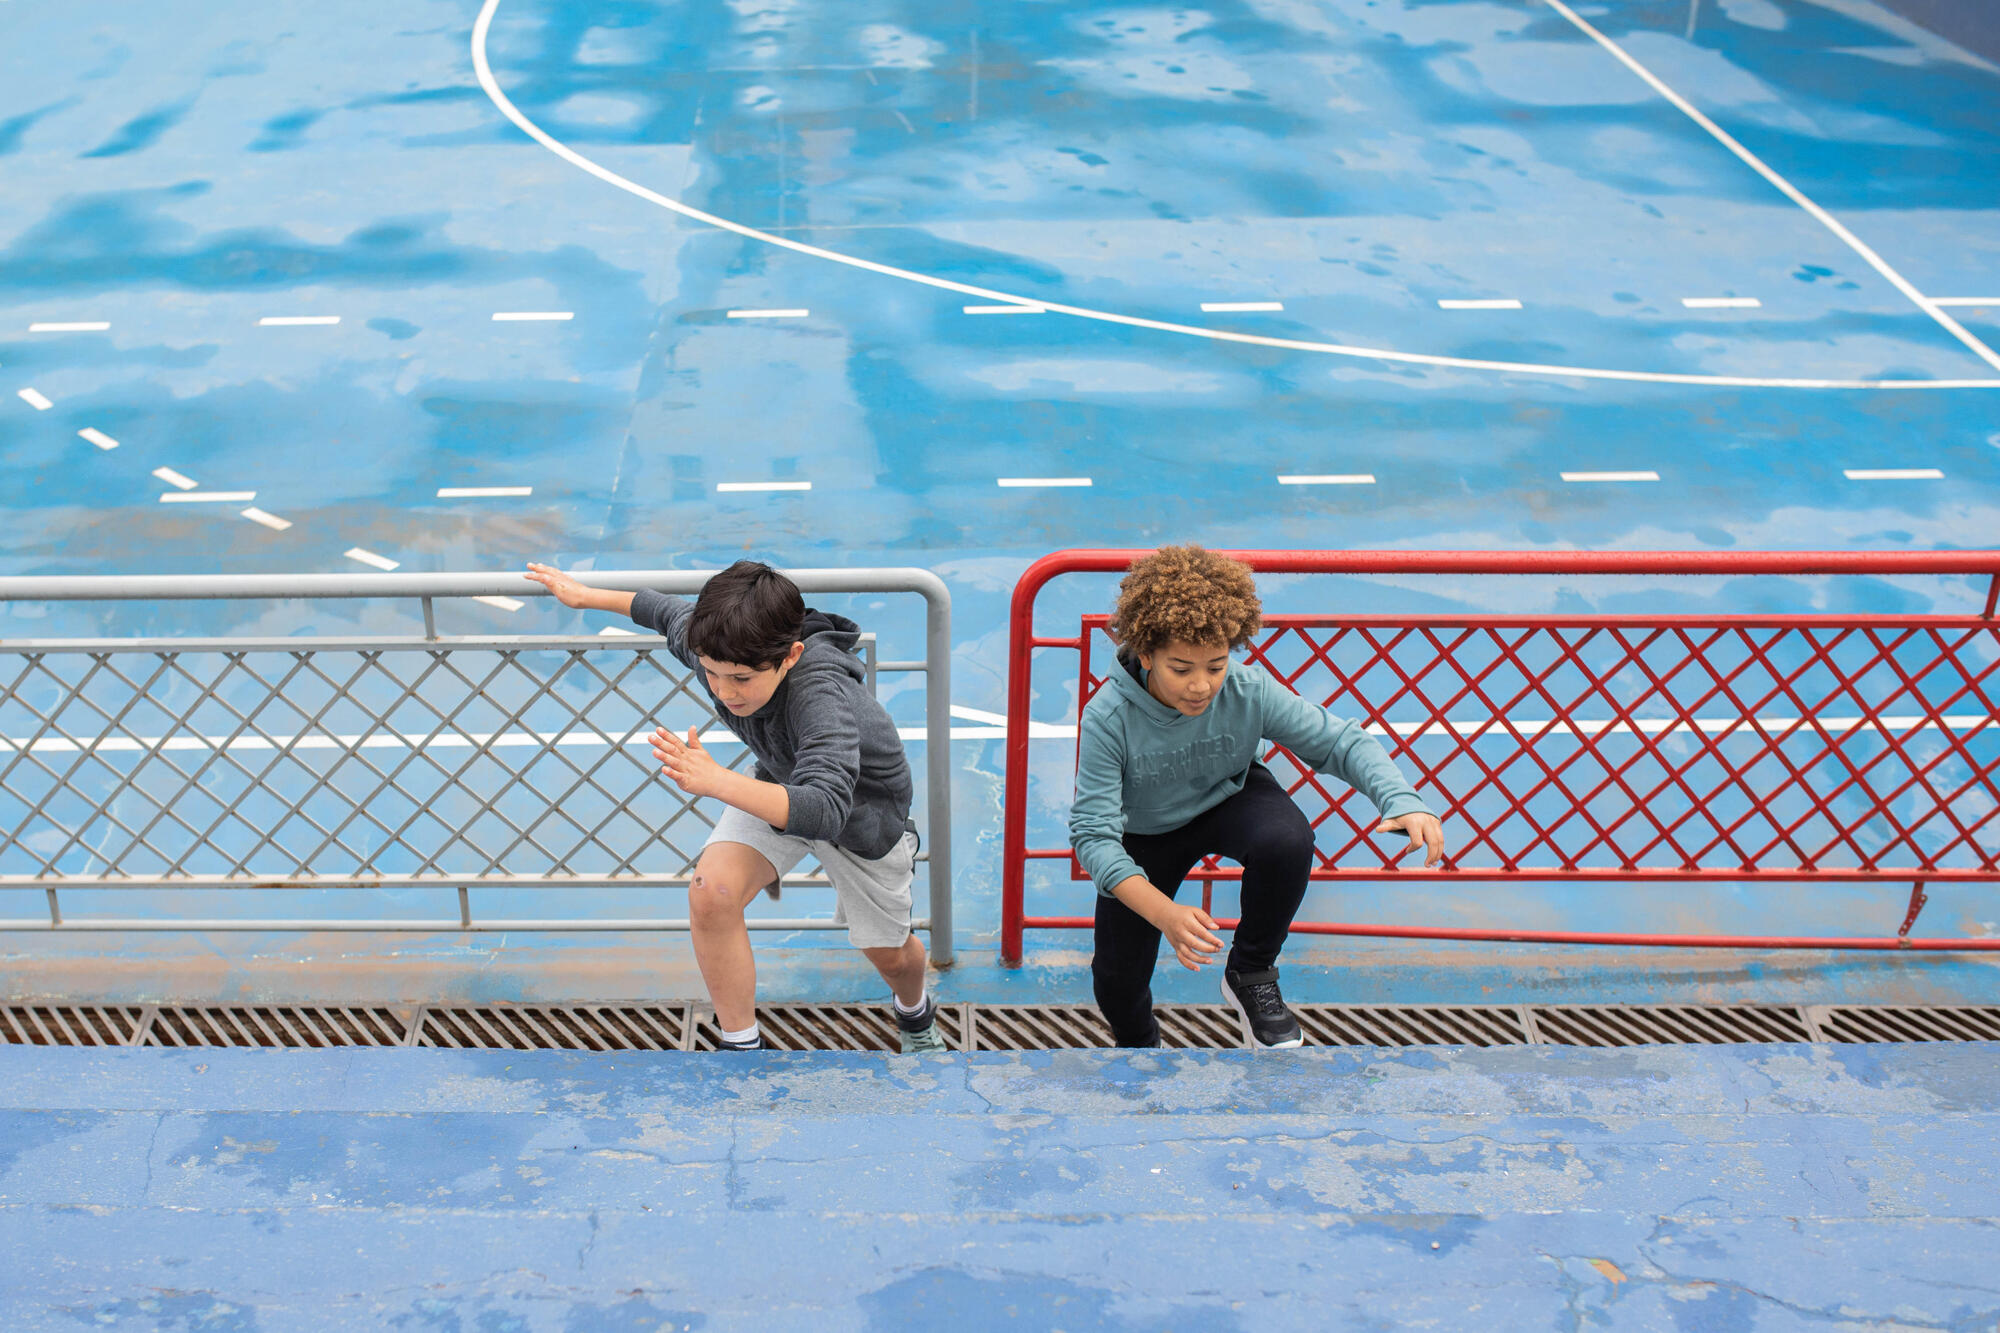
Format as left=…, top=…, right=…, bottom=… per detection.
left=523, top=563, right=635, bottom=617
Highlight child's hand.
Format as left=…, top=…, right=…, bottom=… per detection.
left=524, top=562, right=592, bottom=609
left=1376, top=811, right=1447, bottom=867
left=652, top=725, right=729, bottom=798
left=1158, top=901, right=1224, bottom=971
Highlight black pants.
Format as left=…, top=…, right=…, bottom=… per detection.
left=1092, top=764, right=1317, bottom=1047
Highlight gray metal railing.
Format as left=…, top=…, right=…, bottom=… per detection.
left=0, top=569, right=952, bottom=964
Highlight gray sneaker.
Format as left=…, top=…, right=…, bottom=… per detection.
left=895, top=994, right=949, bottom=1053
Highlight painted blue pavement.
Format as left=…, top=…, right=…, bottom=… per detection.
left=5, top=0, right=2000, bottom=1003
left=2, top=1043, right=1998, bottom=1329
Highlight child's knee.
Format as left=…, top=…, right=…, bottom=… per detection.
left=1252, top=810, right=1317, bottom=871
left=687, top=870, right=751, bottom=926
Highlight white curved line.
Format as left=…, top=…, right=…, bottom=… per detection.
left=470, top=0, right=2000, bottom=391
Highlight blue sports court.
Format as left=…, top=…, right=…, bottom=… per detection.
left=3, top=0, right=1998, bottom=1325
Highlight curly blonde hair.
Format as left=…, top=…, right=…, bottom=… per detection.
left=1109, top=545, right=1262, bottom=660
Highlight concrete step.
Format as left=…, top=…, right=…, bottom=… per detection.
left=2, top=1045, right=1996, bottom=1330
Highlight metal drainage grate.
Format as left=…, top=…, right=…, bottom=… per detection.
left=1530, top=1004, right=1814, bottom=1046
left=1812, top=1005, right=2000, bottom=1043
left=0, top=1005, right=146, bottom=1046
left=143, top=1005, right=413, bottom=1048
left=3, top=1002, right=1999, bottom=1050
left=420, top=1004, right=686, bottom=1051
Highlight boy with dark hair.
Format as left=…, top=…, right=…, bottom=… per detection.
left=524, top=560, right=944, bottom=1052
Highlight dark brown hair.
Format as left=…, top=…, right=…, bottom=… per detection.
left=688, top=560, right=806, bottom=669
left=1109, top=545, right=1262, bottom=660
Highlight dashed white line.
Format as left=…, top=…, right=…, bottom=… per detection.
left=1438, top=299, right=1523, bottom=310
left=1279, top=473, right=1376, bottom=486
left=29, top=322, right=109, bottom=333
left=716, top=480, right=811, bottom=492
left=1682, top=297, right=1761, bottom=309
left=1932, top=298, right=2000, bottom=308
left=725, top=308, right=808, bottom=319
left=491, top=311, right=573, bottom=321
left=1201, top=302, right=1284, bottom=313
left=77, top=428, right=118, bottom=451
left=1844, top=468, right=1944, bottom=480
left=963, top=304, right=1045, bottom=315
left=473, top=595, right=525, bottom=611
left=997, top=477, right=1092, bottom=488
left=240, top=507, right=293, bottom=531
left=1540, top=0, right=2000, bottom=376
left=151, top=467, right=198, bottom=491
left=1562, top=470, right=1660, bottom=482
left=344, top=547, right=400, bottom=571
left=17, top=388, right=53, bottom=410
left=437, top=486, right=533, bottom=498
left=161, top=491, right=256, bottom=503
left=258, top=316, right=341, bottom=327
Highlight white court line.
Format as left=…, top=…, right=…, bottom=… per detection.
left=29, top=322, right=109, bottom=333
left=492, top=311, right=573, bottom=321
left=716, top=480, right=811, bottom=492
left=1682, top=297, right=1761, bottom=309
left=240, top=507, right=293, bottom=531
left=1933, top=298, right=2000, bottom=308
left=151, top=467, right=198, bottom=491
left=1540, top=0, right=2000, bottom=376
left=1563, top=470, right=1660, bottom=482
left=10, top=712, right=1989, bottom=757
left=1279, top=474, right=1376, bottom=486
left=474, top=595, right=525, bottom=611
left=17, top=388, right=52, bottom=410
left=998, top=477, right=1091, bottom=488
left=964, top=304, right=1045, bottom=315
left=1201, top=301, right=1284, bottom=313
left=345, top=547, right=400, bottom=571
left=725, top=308, right=808, bottom=319
left=77, top=428, right=118, bottom=451
left=468, top=1, right=2000, bottom=392
left=258, top=316, right=341, bottom=327
left=160, top=491, right=255, bottom=503
left=437, top=486, right=533, bottom=498
left=598, top=625, right=639, bottom=637
left=1845, top=468, right=1943, bottom=480
left=1438, top=299, right=1523, bottom=310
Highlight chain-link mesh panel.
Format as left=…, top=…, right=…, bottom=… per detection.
left=0, top=642, right=758, bottom=883
left=1069, top=616, right=2000, bottom=879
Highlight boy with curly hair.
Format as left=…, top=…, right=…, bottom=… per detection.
left=1068, top=546, right=1446, bottom=1049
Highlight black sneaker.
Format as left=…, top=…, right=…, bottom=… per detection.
left=1221, top=967, right=1304, bottom=1049
left=716, top=1033, right=766, bottom=1051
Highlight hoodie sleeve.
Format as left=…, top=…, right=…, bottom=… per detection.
left=629, top=589, right=699, bottom=673
left=1249, top=665, right=1432, bottom=820
left=1068, top=703, right=1143, bottom=898
left=774, top=666, right=862, bottom=842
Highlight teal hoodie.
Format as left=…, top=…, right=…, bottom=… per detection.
left=1068, top=654, right=1432, bottom=897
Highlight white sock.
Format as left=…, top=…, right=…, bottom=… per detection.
left=892, top=989, right=929, bottom=1017
left=720, top=1022, right=761, bottom=1045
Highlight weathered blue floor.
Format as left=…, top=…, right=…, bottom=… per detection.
left=3, top=1043, right=1997, bottom=1329
left=5, top=1, right=2000, bottom=1003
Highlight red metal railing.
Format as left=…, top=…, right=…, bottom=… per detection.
left=1000, top=551, right=2000, bottom=965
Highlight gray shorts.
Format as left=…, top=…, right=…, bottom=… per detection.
left=702, top=805, right=916, bottom=949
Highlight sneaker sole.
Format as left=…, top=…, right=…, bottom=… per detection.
left=1220, top=972, right=1305, bottom=1050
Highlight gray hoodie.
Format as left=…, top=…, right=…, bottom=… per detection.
left=631, top=589, right=914, bottom=860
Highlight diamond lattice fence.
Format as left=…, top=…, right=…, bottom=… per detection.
left=0, top=643, right=759, bottom=883
left=1072, top=616, right=2000, bottom=879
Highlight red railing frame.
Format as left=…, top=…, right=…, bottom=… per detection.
left=1000, top=550, right=2000, bottom=965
